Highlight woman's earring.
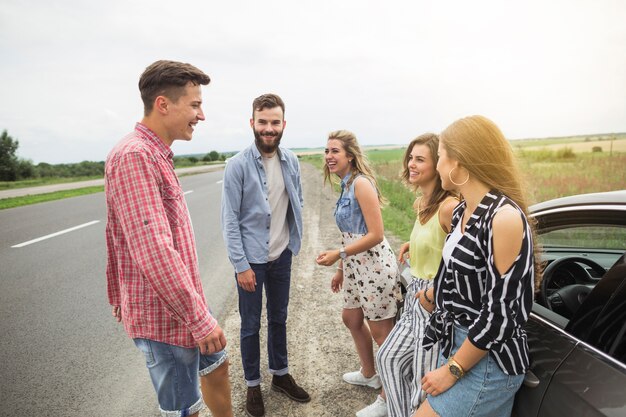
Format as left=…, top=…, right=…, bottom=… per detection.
left=449, top=167, right=469, bottom=186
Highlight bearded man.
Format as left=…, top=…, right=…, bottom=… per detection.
left=220, top=94, right=309, bottom=417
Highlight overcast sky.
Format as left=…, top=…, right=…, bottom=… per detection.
left=1, top=0, right=625, bottom=164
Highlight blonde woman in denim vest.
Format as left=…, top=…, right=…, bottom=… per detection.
left=376, top=133, right=457, bottom=417
left=317, top=130, right=400, bottom=417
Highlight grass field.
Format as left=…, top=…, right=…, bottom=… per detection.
left=0, top=175, right=102, bottom=191
left=0, top=186, right=104, bottom=210
left=301, top=143, right=626, bottom=242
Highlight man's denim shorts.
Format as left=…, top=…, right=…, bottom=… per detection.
left=134, top=338, right=228, bottom=417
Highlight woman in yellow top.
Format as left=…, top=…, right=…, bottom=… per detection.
left=375, top=133, right=457, bottom=417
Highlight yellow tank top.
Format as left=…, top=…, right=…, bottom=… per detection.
left=409, top=207, right=447, bottom=280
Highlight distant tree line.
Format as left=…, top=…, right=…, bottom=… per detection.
left=0, top=129, right=230, bottom=181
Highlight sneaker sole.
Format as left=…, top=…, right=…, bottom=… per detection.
left=342, top=378, right=382, bottom=390
left=271, top=384, right=311, bottom=403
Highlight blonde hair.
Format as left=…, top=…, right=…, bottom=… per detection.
left=324, top=130, right=386, bottom=206
left=441, top=115, right=541, bottom=284
left=440, top=115, right=529, bottom=213
left=400, top=133, right=455, bottom=223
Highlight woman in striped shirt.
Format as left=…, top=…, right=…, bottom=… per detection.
left=414, top=116, right=537, bottom=417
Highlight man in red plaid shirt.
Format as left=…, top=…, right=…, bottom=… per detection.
left=105, top=60, right=233, bottom=417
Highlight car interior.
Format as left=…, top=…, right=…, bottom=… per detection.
left=538, top=252, right=626, bottom=363
left=563, top=254, right=626, bottom=362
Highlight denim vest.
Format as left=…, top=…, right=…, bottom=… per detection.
left=334, top=173, right=369, bottom=234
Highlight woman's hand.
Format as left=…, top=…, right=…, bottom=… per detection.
left=398, top=241, right=410, bottom=264
left=316, top=250, right=340, bottom=266
left=421, top=364, right=458, bottom=397
left=331, top=271, right=344, bottom=293
left=415, top=289, right=435, bottom=313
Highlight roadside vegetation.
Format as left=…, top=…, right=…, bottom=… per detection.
left=0, top=128, right=235, bottom=210
left=0, top=186, right=105, bottom=210
left=0, top=128, right=230, bottom=187
left=300, top=140, right=626, bottom=241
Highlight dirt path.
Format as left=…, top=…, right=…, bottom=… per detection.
left=203, top=162, right=402, bottom=417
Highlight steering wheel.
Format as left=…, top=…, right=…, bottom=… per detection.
left=540, top=256, right=606, bottom=316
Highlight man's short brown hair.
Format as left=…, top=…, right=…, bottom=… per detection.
left=252, top=94, right=285, bottom=119
left=139, top=60, right=211, bottom=116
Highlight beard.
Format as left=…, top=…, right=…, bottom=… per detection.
left=254, top=128, right=283, bottom=154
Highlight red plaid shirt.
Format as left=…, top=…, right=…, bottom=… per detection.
left=105, top=123, right=216, bottom=348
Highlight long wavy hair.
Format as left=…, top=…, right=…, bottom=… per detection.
left=440, top=115, right=541, bottom=284
left=324, top=130, right=386, bottom=206
left=401, top=133, right=456, bottom=223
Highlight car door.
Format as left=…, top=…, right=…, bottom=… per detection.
left=513, top=304, right=577, bottom=417
left=514, top=264, right=626, bottom=417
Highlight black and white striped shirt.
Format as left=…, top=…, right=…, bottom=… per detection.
left=423, top=191, right=535, bottom=375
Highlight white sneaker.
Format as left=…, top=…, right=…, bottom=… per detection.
left=342, top=368, right=382, bottom=389
left=356, top=395, right=387, bottom=417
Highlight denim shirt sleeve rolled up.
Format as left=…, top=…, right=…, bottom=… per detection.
left=221, top=144, right=303, bottom=273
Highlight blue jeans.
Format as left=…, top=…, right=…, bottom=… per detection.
left=427, top=325, right=524, bottom=417
left=133, top=338, right=228, bottom=417
left=237, top=249, right=292, bottom=386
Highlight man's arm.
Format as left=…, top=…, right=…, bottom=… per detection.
left=221, top=160, right=250, bottom=273
left=105, top=216, right=121, bottom=309
left=109, top=152, right=216, bottom=341
left=295, top=156, right=304, bottom=209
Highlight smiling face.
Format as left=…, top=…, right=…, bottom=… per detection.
left=164, top=82, right=205, bottom=144
left=251, top=106, right=285, bottom=155
left=407, top=143, right=438, bottom=188
left=325, top=139, right=352, bottom=178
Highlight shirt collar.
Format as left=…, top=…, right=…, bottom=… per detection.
left=135, top=122, right=174, bottom=160
left=251, top=144, right=284, bottom=161
left=462, top=189, right=501, bottom=230
left=340, top=172, right=353, bottom=189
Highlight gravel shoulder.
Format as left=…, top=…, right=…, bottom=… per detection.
left=203, top=162, right=402, bottom=417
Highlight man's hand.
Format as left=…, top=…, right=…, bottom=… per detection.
left=197, top=324, right=227, bottom=355
left=237, top=268, right=257, bottom=292
left=112, top=306, right=121, bottom=322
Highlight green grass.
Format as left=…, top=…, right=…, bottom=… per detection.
left=510, top=133, right=626, bottom=148
left=304, top=147, right=626, bottom=242
left=0, top=186, right=104, bottom=210
left=0, top=176, right=102, bottom=190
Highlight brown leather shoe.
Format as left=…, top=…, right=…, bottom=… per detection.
left=271, top=374, right=311, bottom=403
left=246, top=385, right=265, bottom=417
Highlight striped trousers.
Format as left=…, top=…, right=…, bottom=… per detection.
left=376, top=278, right=440, bottom=417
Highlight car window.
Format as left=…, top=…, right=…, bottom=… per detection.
left=540, top=225, right=626, bottom=250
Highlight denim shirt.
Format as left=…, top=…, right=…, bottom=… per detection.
left=221, top=144, right=304, bottom=273
left=334, top=173, right=368, bottom=234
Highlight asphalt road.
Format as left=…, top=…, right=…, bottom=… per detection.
left=0, top=169, right=236, bottom=417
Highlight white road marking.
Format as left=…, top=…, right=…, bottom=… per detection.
left=216, top=180, right=223, bottom=184
left=184, top=190, right=194, bottom=195
left=12, top=220, right=101, bottom=248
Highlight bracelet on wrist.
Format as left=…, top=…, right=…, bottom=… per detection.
left=423, top=289, right=435, bottom=304
left=336, top=266, right=342, bottom=271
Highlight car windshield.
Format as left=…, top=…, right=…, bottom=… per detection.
left=539, top=225, right=626, bottom=250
